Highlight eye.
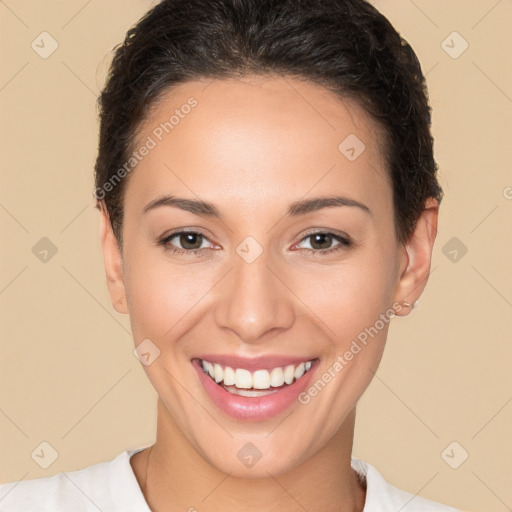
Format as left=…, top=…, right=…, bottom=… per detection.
left=158, top=230, right=214, bottom=255
left=158, top=229, right=352, bottom=257
left=293, top=231, right=352, bottom=255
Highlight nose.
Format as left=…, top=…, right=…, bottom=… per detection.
left=214, top=248, right=295, bottom=345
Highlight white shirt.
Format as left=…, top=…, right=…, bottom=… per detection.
left=0, top=447, right=460, bottom=511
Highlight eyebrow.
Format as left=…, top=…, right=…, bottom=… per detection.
left=142, top=194, right=372, bottom=218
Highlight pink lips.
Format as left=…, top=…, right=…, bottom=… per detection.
left=191, top=356, right=317, bottom=421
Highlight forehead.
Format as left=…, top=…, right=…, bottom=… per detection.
left=128, top=76, right=391, bottom=213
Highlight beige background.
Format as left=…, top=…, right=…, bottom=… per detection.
left=1, top=1, right=511, bottom=510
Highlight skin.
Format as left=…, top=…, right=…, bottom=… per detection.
left=98, top=75, right=439, bottom=512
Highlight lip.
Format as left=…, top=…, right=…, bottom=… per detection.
left=192, top=357, right=318, bottom=421
left=193, top=353, right=315, bottom=372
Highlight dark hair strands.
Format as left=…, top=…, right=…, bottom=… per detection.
left=94, top=0, right=443, bottom=247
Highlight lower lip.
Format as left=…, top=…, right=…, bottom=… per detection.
left=192, top=359, right=317, bottom=421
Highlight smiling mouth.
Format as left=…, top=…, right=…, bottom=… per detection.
left=196, top=357, right=317, bottom=397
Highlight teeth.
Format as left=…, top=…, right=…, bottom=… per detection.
left=202, top=360, right=215, bottom=379
left=223, top=366, right=235, bottom=386
left=213, top=363, right=223, bottom=383
left=252, top=370, right=270, bottom=389
left=294, top=362, right=306, bottom=380
left=270, top=367, right=285, bottom=387
left=235, top=369, right=252, bottom=389
left=200, top=358, right=314, bottom=390
left=284, top=365, right=295, bottom=385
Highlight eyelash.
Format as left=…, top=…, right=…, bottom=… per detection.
left=157, top=229, right=352, bottom=256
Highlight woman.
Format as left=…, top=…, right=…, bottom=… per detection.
left=0, top=0, right=462, bottom=510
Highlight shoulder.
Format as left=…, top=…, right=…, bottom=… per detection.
left=0, top=448, right=151, bottom=512
left=351, top=458, right=461, bottom=512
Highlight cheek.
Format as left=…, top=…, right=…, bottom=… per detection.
left=123, top=250, right=218, bottom=343
left=291, top=251, right=397, bottom=343
left=122, top=224, right=399, bottom=351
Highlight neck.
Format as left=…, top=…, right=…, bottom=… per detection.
left=131, top=398, right=366, bottom=512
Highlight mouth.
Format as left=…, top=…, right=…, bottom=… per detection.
left=199, top=358, right=314, bottom=396
left=191, top=355, right=318, bottom=420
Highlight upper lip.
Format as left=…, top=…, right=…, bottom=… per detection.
left=193, top=354, right=317, bottom=372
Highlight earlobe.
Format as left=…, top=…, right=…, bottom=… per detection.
left=98, top=202, right=128, bottom=314
left=392, top=197, right=439, bottom=317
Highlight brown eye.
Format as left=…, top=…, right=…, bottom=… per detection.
left=309, top=233, right=335, bottom=250
left=294, top=231, right=352, bottom=255
left=159, top=230, right=211, bottom=254
left=177, top=232, right=204, bottom=250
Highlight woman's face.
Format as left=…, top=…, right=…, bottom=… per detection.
left=100, top=76, right=435, bottom=477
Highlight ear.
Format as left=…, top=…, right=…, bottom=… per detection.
left=392, top=197, right=439, bottom=317
left=98, top=201, right=128, bottom=314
